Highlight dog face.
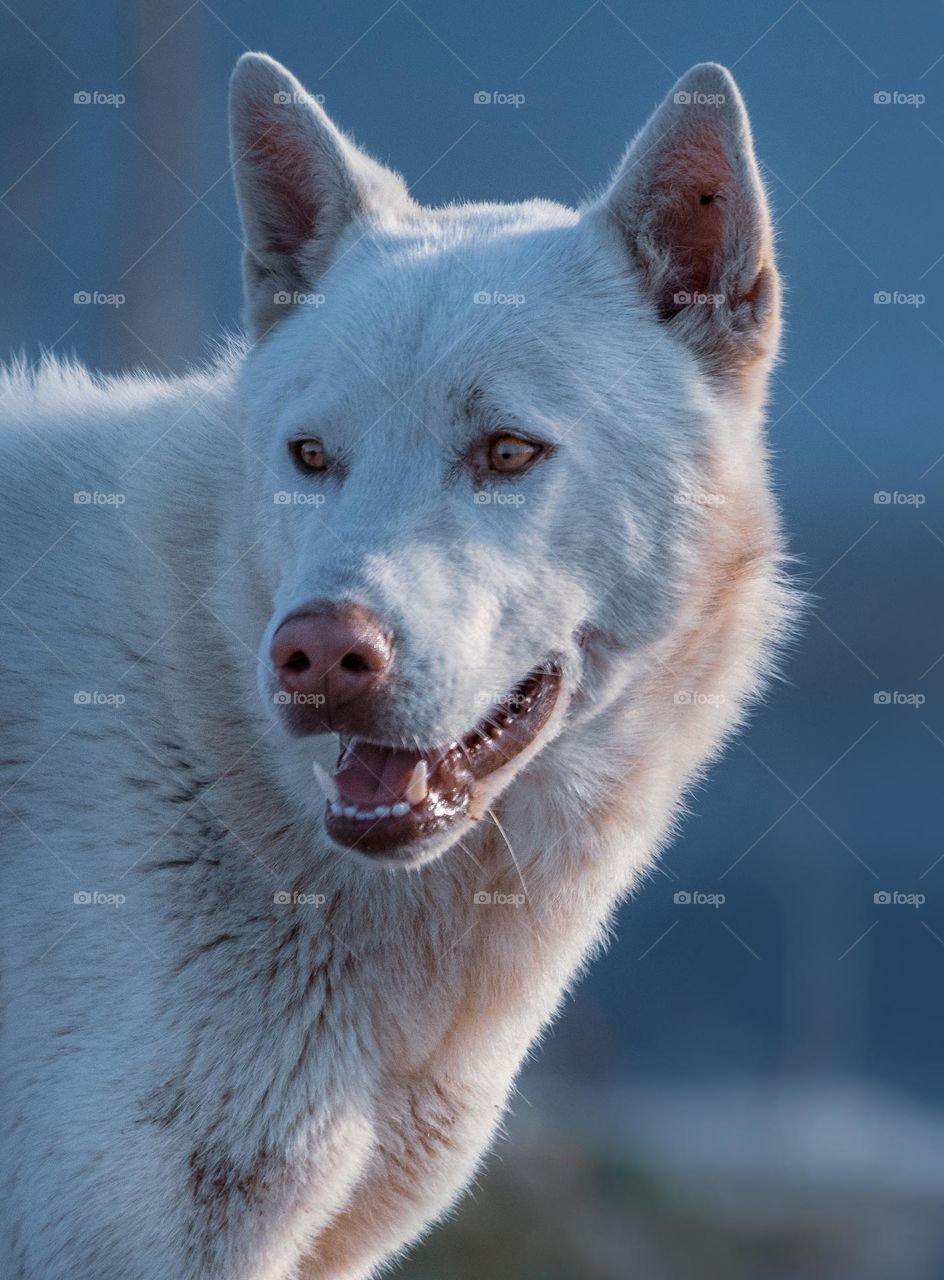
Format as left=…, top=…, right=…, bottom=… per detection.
left=230, top=54, right=779, bottom=867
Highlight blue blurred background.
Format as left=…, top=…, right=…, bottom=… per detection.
left=3, top=2, right=943, bottom=1275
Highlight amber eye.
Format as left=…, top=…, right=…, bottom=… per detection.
left=291, top=439, right=328, bottom=472
left=487, top=434, right=541, bottom=473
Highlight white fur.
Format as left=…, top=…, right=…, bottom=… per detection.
left=0, top=57, right=789, bottom=1279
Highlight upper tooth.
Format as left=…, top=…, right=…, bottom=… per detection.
left=404, top=760, right=429, bottom=806
left=312, top=761, right=339, bottom=804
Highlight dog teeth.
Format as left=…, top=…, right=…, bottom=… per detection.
left=312, top=761, right=340, bottom=804
left=326, top=763, right=430, bottom=824
left=404, top=760, right=428, bottom=805
left=330, top=802, right=404, bottom=822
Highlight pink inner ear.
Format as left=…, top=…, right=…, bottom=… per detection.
left=652, top=122, right=732, bottom=306
left=245, top=107, right=320, bottom=256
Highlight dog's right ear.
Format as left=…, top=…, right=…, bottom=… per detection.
left=229, top=53, right=410, bottom=339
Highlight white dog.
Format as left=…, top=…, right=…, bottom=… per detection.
left=0, top=53, right=788, bottom=1279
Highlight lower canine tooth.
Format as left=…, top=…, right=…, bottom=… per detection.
left=329, top=801, right=343, bottom=817
left=469, top=785, right=489, bottom=821
left=343, top=806, right=358, bottom=819
left=390, top=802, right=410, bottom=817
left=404, top=760, right=429, bottom=806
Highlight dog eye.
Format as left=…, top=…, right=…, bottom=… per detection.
left=487, top=434, right=541, bottom=473
left=290, top=439, right=328, bottom=472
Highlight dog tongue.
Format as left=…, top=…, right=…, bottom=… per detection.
left=334, top=740, right=427, bottom=806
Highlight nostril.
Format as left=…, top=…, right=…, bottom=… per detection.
left=340, top=651, right=371, bottom=674
left=284, top=650, right=311, bottom=673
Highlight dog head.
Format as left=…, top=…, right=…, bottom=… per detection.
left=229, top=54, right=780, bottom=867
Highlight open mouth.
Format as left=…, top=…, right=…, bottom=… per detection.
left=315, top=663, right=561, bottom=857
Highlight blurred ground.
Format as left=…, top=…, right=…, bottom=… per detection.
left=404, top=1082, right=944, bottom=1280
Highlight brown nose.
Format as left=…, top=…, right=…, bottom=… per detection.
left=270, top=602, right=392, bottom=734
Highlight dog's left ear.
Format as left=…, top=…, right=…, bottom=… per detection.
left=594, top=63, right=779, bottom=379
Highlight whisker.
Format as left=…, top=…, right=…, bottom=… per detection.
left=488, top=809, right=528, bottom=900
